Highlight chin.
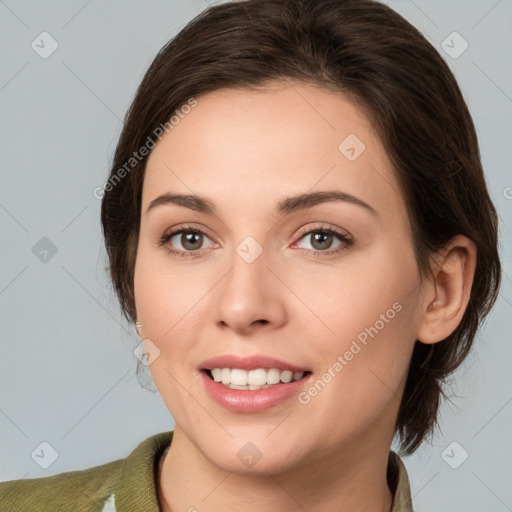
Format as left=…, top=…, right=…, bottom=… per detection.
left=196, top=429, right=305, bottom=476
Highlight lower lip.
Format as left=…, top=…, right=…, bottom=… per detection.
left=201, top=371, right=311, bottom=413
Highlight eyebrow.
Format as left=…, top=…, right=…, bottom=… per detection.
left=145, top=190, right=378, bottom=217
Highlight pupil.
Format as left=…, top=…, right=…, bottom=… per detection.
left=312, top=232, right=332, bottom=250
left=182, top=232, right=202, bottom=250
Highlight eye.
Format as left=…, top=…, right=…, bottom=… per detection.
left=159, top=225, right=215, bottom=257
left=158, top=223, right=352, bottom=259
left=293, top=224, right=353, bottom=256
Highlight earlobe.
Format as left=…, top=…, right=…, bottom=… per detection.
left=416, top=235, right=477, bottom=344
left=135, top=320, right=144, bottom=338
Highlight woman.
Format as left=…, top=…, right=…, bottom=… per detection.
left=0, top=0, right=501, bottom=510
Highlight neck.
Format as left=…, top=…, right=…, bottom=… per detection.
left=157, top=427, right=394, bottom=512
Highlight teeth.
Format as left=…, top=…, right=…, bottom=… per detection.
left=267, top=368, right=281, bottom=385
left=248, top=368, right=266, bottom=386
left=231, top=368, right=248, bottom=386
left=208, top=367, right=305, bottom=389
left=281, top=370, right=293, bottom=383
left=221, top=368, right=231, bottom=385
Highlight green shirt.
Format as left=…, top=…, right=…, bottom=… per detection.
left=0, top=431, right=413, bottom=511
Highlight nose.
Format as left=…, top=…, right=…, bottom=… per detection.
left=212, top=246, right=288, bottom=336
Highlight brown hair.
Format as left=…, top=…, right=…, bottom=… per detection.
left=101, top=0, right=501, bottom=454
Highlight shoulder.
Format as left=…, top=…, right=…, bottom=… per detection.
left=0, top=458, right=122, bottom=512
left=0, top=431, right=173, bottom=512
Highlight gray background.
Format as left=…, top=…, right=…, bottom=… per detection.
left=1, top=0, right=511, bottom=510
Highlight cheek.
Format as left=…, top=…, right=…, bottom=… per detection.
left=295, top=300, right=418, bottom=448
left=134, top=243, right=206, bottom=341
left=300, top=253, right=420, bottom=429
left=287, top=237, right=419, bottom=343
left=133, top=247, right=210, bottom=420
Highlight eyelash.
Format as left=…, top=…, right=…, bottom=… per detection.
left=158, top=223, right=353, bottom=259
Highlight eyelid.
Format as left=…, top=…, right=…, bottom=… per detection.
left=293, top=222, right=352, bottom=242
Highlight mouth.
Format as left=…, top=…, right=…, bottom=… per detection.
left=199, top=354, right=312, bottom=412
left=203, top=367, right=312, bottom=391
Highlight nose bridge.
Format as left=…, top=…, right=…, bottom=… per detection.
left=213, top=237, right=286, bottom=331
left=222, top=241, right=270, bottom=309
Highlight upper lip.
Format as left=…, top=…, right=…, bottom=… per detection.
left=200, top=354, right=310, bottom=373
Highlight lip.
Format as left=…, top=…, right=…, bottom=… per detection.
left=200, top=370, right=312, bottom=413
left=200, top=354, right=310, bottom=373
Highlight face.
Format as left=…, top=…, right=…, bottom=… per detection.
left=134, top=82, right=426, bottom=475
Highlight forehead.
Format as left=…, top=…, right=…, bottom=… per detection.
left=142, top=82, right=406, bottom=223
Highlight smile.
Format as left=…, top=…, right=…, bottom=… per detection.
left=207, top=367, right=306, bottom=390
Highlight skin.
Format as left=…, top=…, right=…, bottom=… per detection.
left=133, top=81, right=476, bottom=512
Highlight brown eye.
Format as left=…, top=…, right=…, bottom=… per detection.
left=177, top=231, right=204, bottom=251
left=159, top=226, right=214, bottom=256
left=309, top=231, right=335, bottom=251
left=293, top=226, right=353, bottom=257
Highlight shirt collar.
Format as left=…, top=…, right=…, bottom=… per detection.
left=389, top=451, right=414, bottom=511
left=114, top=431, right=413, bottom=511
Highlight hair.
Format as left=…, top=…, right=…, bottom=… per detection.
left=100, top=0, right=501, bottom=454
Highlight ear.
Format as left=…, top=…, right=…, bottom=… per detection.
left=416, top=235, right=477, bottom=344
